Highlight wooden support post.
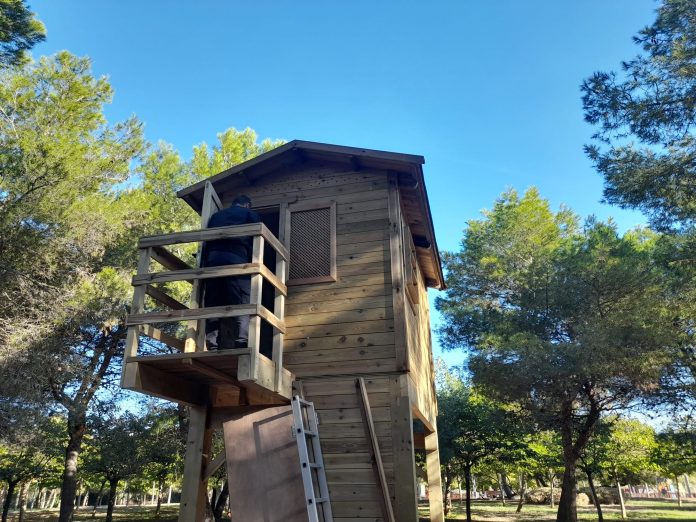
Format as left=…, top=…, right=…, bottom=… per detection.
left=272, top=257, right=286, bottom=392
left=185, top=181, right=220, bottom=353
left=391, top=375, right=418, bottom=522
left=121, top=248, right=151, bottom=388
left=425, top=430, right=445, bottom=522
left=388, top=173, right=409, bottom=372
left=239, top=235, right=264, bottom=382
left=178, top=405, right=212, bottom=522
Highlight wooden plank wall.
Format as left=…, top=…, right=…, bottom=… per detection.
left=228, top=166, right=398, bottom=378
left=216, top=165, right=439, bottom=521
left=303, top=376, right=394, bottom=522
left=401, top=211, right=438, bottom=428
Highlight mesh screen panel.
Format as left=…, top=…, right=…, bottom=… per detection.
left=289, top=207, right=332, bottom=280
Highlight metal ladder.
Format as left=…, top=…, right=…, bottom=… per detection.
left=291, top=396, right=334, bottom=522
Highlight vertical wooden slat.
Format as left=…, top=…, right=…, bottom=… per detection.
left=388, top=172, right=408, bottom=372
left=121, top=247, right=151, bottom=388
left=178, top=405, right=212, bottom=522
left=185, top=181, right=220, bottom=352
left=391, top=374, right=418, bottom=522
left=357, top=377, right=396, bottom=522
left=425, top=430, right=445, bottom=522
left=272, top=257, right=286, bottom=392
left=243, top=235, right=264, bottom=382
left=276, top=202, right=289, bottom=392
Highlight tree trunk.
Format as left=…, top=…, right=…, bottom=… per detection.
left=464, top=465, right=473, bottom=522
left=616, top=475, right=627, bottom=519
left=556, top=462, right=577, bottom=522
left=498, top=473, right=506, bottom=506
left=675, top=475, right=682, bottom=507
left=516, top=473, right=526, bottom=513
left=1, top=480, right=18, bottom=522
left=105, top=478, right=119, bottom=522
left=500, top=472, right=514, bottom=498
left=586, top=470, right=603, bottom=522
left=443, top=471, right=453, bottom=516
left=18, top=482, right=28, bottom=522
left=155, top=477, right=164, bottom=518
left=213, top=481, right=229, bottom=522
left=550, top=475, right=555, bottom=509
left=92, top=479, right=106, bottom=518
left=58, top=414, right=87, bottom=522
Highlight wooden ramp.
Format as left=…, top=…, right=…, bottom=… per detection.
left=222, top=406, right=307, bottom=522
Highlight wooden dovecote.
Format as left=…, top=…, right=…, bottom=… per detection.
left=121, top=140, right=445, bottom=522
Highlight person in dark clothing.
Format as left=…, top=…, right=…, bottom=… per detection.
left=202, top=195, right=262, bottom=350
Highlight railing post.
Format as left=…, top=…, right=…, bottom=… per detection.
left=121, top=247, right=151, bottom=388
left=185, top=181, right=220, bottom=352
left=245, top=235, right=264, bottom=381
left=272, top=257, right=286, bottom=392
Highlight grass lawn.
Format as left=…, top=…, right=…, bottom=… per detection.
left=419, top=498, right=696, bottom=521
left=9, top=499, right=696, bottom=521
left=8, top=505, right=181, bottom=521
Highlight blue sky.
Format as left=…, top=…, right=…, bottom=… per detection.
left=31, top=0, right=658, bottom=367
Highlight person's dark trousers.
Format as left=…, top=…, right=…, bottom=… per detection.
left=204, top=251, right=251, bottom=349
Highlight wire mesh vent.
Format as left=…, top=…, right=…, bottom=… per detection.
left=290, top=207, right=332, bottom=280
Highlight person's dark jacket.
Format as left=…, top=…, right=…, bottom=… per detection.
left=203, top=205, right=262, bottom=265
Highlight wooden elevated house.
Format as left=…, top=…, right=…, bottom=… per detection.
left=121, top=140, right=445, bottom=522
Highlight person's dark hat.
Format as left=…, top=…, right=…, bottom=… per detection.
left=232, top=195, right=252, bottom=206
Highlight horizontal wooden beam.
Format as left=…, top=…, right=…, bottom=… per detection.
left=182, top=357, right=238, bottom=384
left=127, top=304, right=286, bottom=334
left=124, top=362, right=205, bottom=407
left=150, top=246, right=192, bottom=271
left=257, top=305, right=285, bottom=333
left=139, top=223, right=264, bottom=248
left=259, top=227, right=289, bottom=261
left=145, top=285, right=189, bottom=311
left=126, top=348, right=250, bottom=364
left=128, top=303, right=257, bottom=325
left=258, top=264, right=287, bottom=296
left=139, top=324, right=186, bottom=352
left=132, top=263, right=288, bottom=296
left=139, top=223, right=288, bottom=261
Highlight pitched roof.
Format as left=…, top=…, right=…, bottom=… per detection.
left=177, top=140, right=444, bottom=289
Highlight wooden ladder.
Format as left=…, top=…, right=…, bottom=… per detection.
left=291, top=396, right=334, bottom=522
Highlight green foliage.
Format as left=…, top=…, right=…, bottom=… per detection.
left=437, top=188, right=682, bottom=424
left=0, top=0, right=44, bottom=66
left=0, top=51, right=144, bottom=354
left=436, top=187, right=688, bottom=520
left=139, top=406, right=183, bottom=487
left=190, top=127, right=284, bottom=179
left=582, top=0, right=696, bottom=231
left=581, top=417, right=657, bottom=485
left=437, top=364, right=521, bottom=471
left=84, top=414, right=145, bottom=482
left=653, top=428, right=696, bottom=478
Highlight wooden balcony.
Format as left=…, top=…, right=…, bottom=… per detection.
left=120, top=222, right=294, bottom=407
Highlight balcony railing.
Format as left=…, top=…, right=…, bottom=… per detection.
left=120, top=222, right=293, bottom=405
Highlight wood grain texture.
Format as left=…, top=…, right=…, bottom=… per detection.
left=223, top=406, right=308, bottom=522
